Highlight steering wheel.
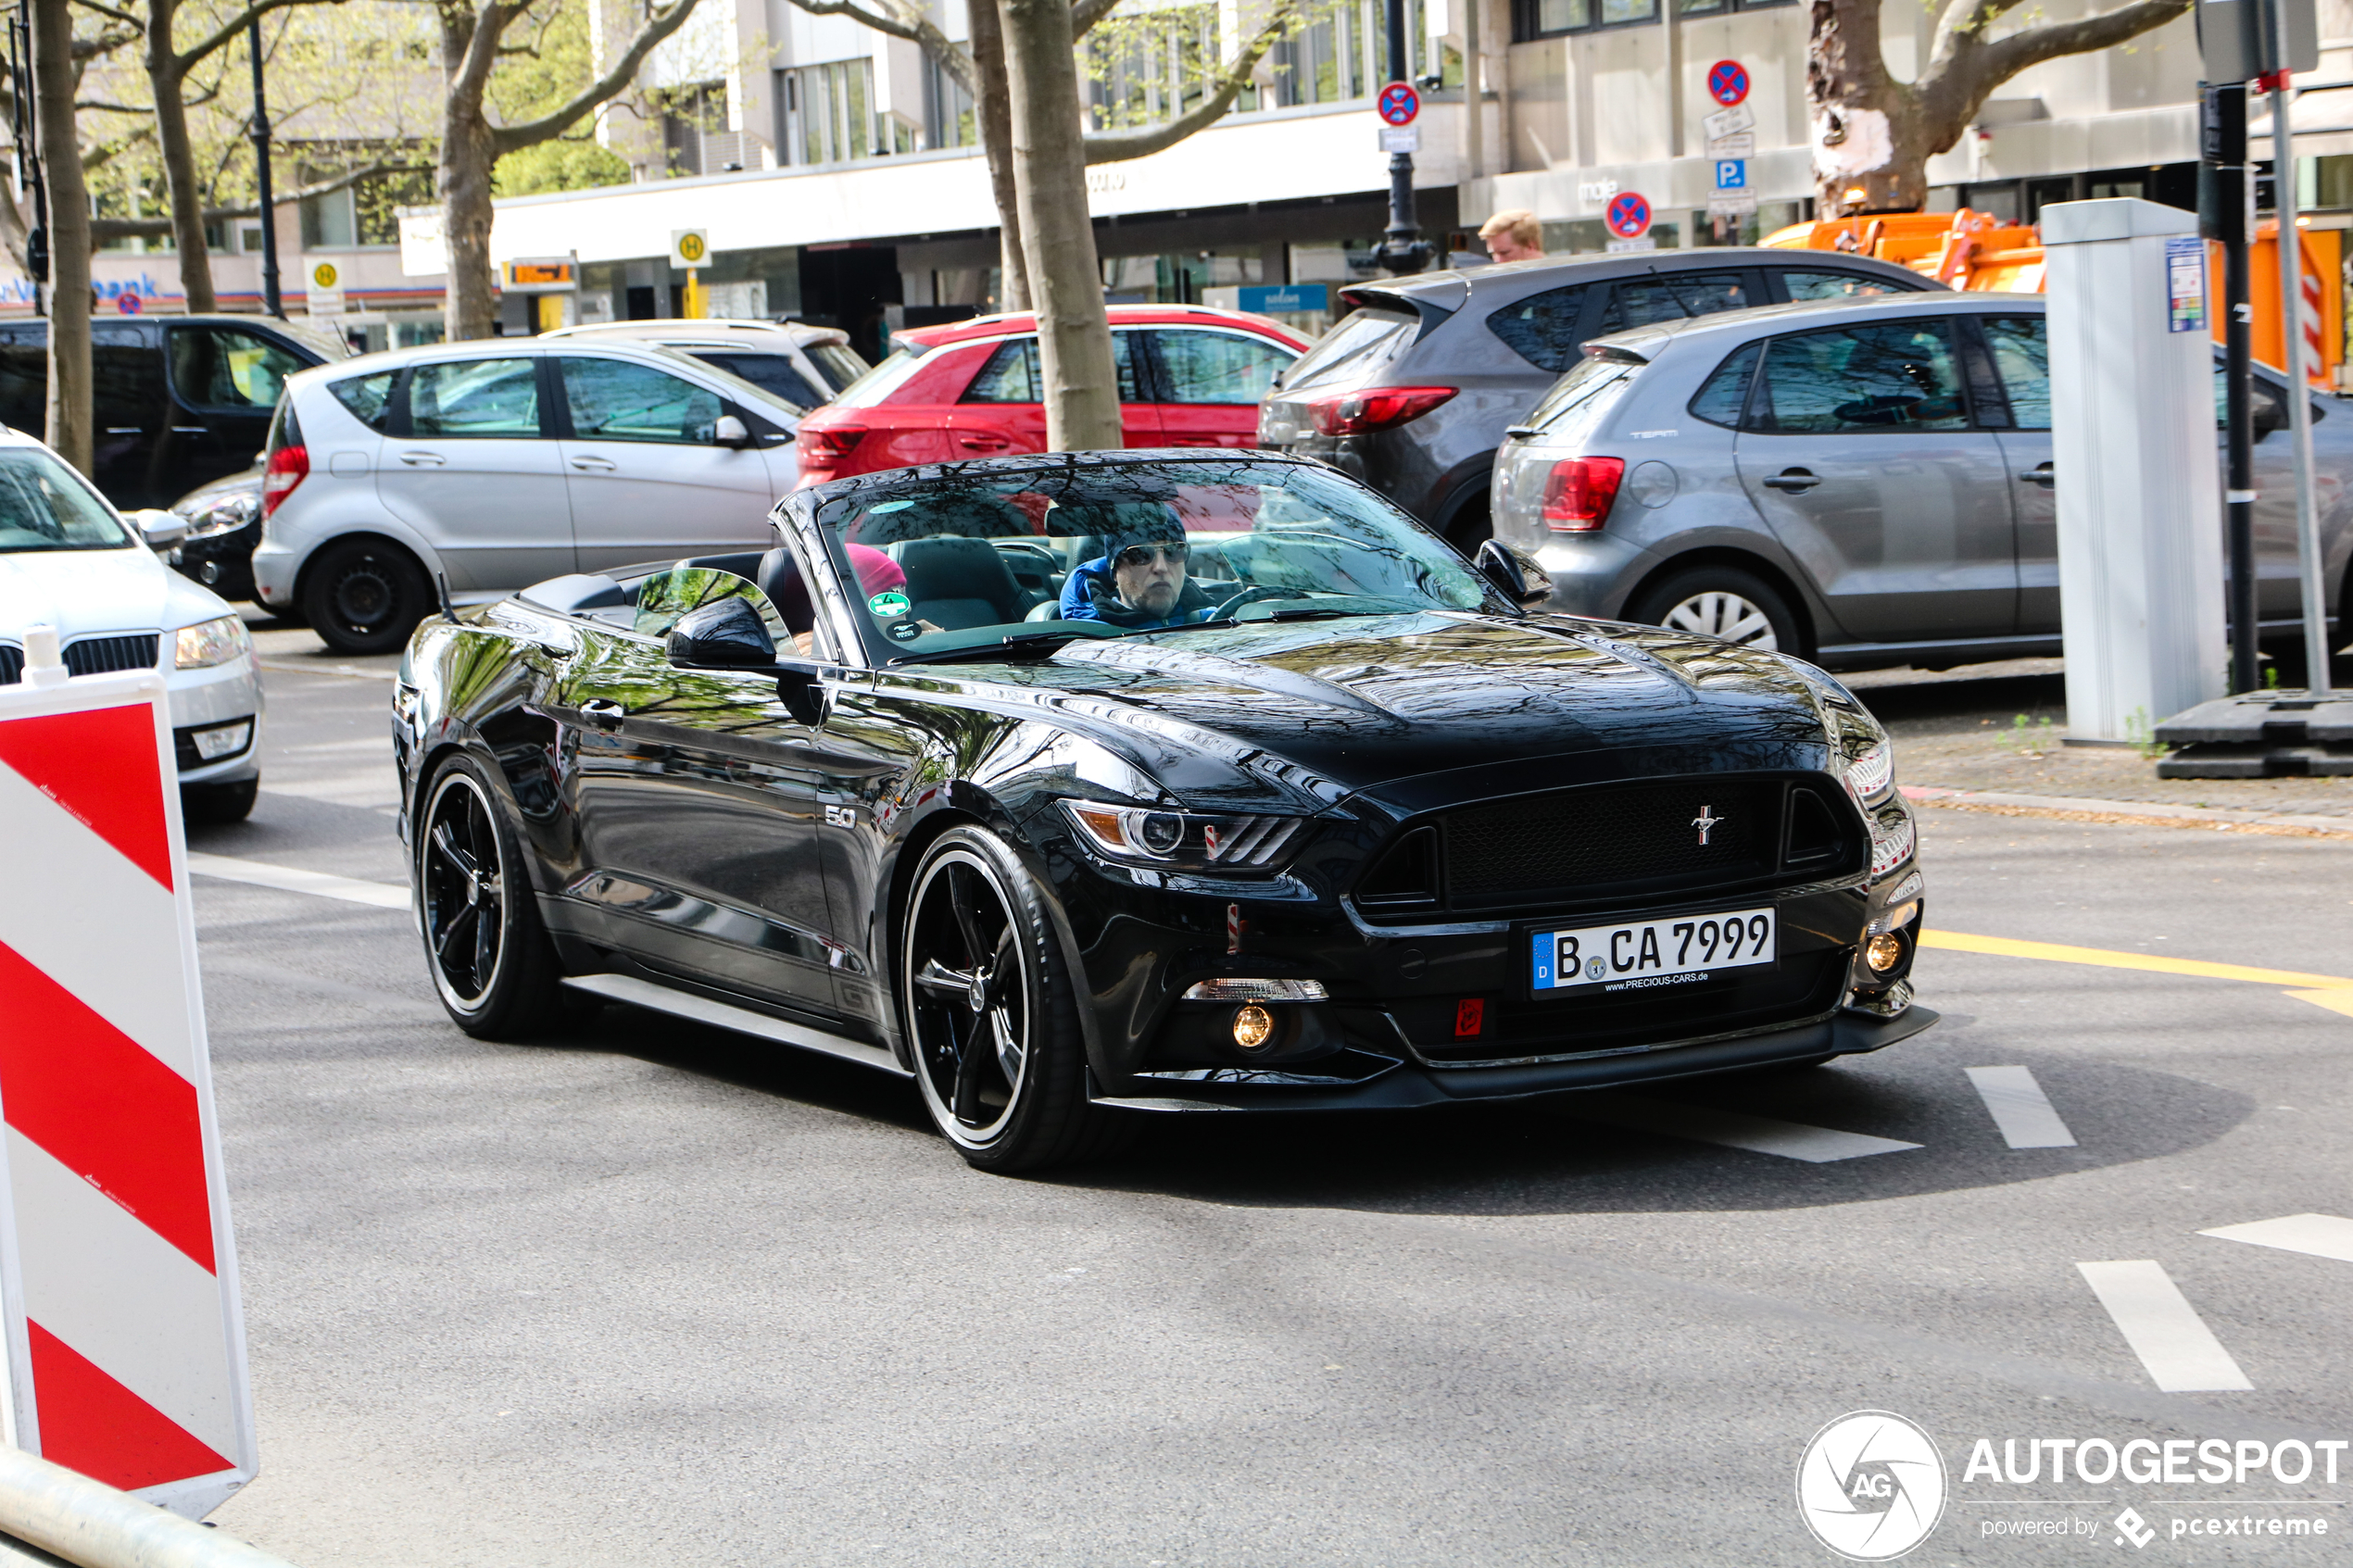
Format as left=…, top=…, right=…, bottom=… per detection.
left=1209, top=584, right=1310, bottom=619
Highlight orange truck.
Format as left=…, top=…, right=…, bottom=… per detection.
left=1762, top=209, right=2344, bottom=386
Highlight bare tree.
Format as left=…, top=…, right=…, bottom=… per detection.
left=434, top=0, right=705, bottom=340
left=31, top=0, right=92, bottom=470
left=1809, top=0, right=2190, bottom=214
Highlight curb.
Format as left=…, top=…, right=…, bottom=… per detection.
left=1900, top=785, right=2353, bottom=840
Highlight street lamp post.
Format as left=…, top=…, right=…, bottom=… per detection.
left=248, top=18, right=281, bottom=318
left=1376, top=0, right=1428, bottom=275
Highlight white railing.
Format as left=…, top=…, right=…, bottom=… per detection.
left=0, top=1449, right=296, bottom=1568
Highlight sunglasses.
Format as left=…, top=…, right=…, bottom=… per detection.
left=1114, top=543, right=1189, bottom=570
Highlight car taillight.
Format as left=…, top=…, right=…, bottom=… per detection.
left=802, top=424, right=866, bottom=461
left=1304, top=386, right=1455, bottom=437
left=1541, top=457, right=1624, bottom=532
left=260, top=444, right=308, bottom=519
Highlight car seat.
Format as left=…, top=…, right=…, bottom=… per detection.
left=897, top=537, right=1030, bottom=630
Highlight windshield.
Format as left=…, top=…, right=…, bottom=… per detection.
left=1278, top=309, right=1416, bottom=393
left=0, top=451, right=132, bottom=553
left=809, top=459, right=1497, bottom=663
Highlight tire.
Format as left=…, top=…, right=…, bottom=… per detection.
left=1625, top=566, right=1802, bottom=654
left=416, top=755, right=567, bottom=1039
left=899, top=825, right=1131, bottom=1173
left=302, top=538, right=428, bottom=656
left=182, top=777, right=258, bottom=825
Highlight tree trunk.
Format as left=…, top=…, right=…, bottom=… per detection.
left=31, top=0, right=89, bottom=472
left=439, top=17, right=499, bottom=342
left=145, top=0, right=217, bottom=312
left=1806, top=0, right=1925, bottom=215
left=998, top=0, right=1118, bottom=450
left=967, top=0, right=1028, bottom=311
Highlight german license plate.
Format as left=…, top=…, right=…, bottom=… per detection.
left=1530, top=907, right=1776, bottom=996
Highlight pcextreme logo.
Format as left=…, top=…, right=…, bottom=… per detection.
left=1796, top=1411, right=1949, bottom=1561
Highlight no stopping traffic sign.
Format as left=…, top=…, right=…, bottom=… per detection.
left=1378, top=81, right=1420, bottom=126
left=1707, top=59, right=1750, bottom=107
left=1605, top=192, right=1653, bottom=239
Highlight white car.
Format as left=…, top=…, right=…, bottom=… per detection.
left=0, top=428, right=262, bottom=822
left=250, top=337, right=807, bottom=654
left=539, top=318, right=869, bottom=412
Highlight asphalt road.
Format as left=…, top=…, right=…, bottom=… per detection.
left=184, top=639, right=2353, bottom=1567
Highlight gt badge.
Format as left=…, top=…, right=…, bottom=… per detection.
left=1692, top=804, right=1724, bottom=846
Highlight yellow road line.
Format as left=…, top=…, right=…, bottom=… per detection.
left=2287, top=989, right=2353, bottom=1018
left=1920, top=929, right=2353, bottom=990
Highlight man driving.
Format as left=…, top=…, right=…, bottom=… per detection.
left=1059, top=508, right=1227, bottom=630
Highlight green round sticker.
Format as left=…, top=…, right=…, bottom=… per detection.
left=869, top=590, right=912, bottom=618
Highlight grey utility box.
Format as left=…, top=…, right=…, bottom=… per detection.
left=2045, top=198, right=2227, bottom=743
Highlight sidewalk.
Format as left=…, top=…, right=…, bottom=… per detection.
left=1856, top=658, right=2353, bottom=835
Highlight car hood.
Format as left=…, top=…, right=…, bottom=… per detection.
left=0, top=545, right=232, bottom=643
left=976, top=611, right=1843, bottom=815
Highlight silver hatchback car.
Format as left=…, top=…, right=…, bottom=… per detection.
left=1491, top=292, right=2352, bottom=671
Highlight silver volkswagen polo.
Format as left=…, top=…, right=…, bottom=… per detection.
left=1490, top=292, right=2351, bottom=672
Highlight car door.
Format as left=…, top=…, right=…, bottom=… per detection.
left=1734, top=316, right=2019, bottom=644
left=945, top=331, right=1157, bottom=458
left=1144, top=327, right=1299, bottom=447
left=88, top=322, right=173, bottom=508
left=556, top=354, right=782, bottom=572
left=374, top=352, right=573, bottom=590
left=1971, top=313, right=2058, bottom=634
left=553, top=565, right=843, bottom=1017
left=162, top=321, right=311, bottom=498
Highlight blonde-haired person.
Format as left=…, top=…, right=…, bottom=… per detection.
left=1478, top=209, right=1544, bottom=264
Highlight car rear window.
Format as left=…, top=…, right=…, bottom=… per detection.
left=328, top=370, right=396, bottom=430
left=827, top=345, right=943, bottom=409
left=1486, top=284, right=1588, bottom=373
left=805, top=342, right=870, bottom=393
left=1279, top=309, right=1415, bottom=392
left=687, top=349, right=824, bottom=409
left=1524, top=352, right=1636, bottom=435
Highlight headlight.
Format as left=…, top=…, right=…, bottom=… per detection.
left=1060, top=800, right=1306, bottom=871
left=174, top=615, right=250, bottom=670
left=1844, top=740, right=1894, bottom=801
left=181, top=495, right=258, bottom=540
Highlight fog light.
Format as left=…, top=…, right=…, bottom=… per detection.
left=1232, top=1003, right=1275, bottom=1051
left=1865, top=933, right=1905, bottom=973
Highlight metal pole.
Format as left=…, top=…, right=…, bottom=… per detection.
left=2208, top=82, right=2261, bottom=694
left=9, top=1, right=45, bottom=314
left=1377, top=0, right=1426, bottom=275
left=247, top=18, right=281, bottom=319
left=2268, top=58, right=2332, bottom=692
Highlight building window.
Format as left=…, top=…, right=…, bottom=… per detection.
left=1676, top=0, right=1793, bottom=16
left=661, top=81, right=727, bottom=177
left=1515, top=0, right=1657, bottom=39
left=776, top=59, right=877, bottom=166
left=298, top=182, right=357, bottom=249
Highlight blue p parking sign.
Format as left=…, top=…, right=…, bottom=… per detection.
left=1715, top=158, right=1746, bottom=191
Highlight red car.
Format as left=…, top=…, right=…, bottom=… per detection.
left=794, top=304, right=1311, bottom=485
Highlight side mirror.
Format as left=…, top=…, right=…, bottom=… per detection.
left=1475, top=538, right=1554, bottom=609
left=667, top=596, right=775, bottom=667
left=131, top=508, right=187, bottom=551
left=2253, top=395, right=2289, bottom=439
left=713, top=413, right=753, bottom=449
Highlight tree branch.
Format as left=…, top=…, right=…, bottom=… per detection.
left=174, top=0, right=334, bottom=76
left=1070, top=0, right=1121, bottom=40
left=487, top=0, right=702, bottom=152
left=1082, top=0, right=1295, bottom=164
left=1923, top=0, right=2189, bottom=142
left=88, top=157, right=425, bottom=238
left=68, top=0, right=142, bottom=29
left=787, top=0, right=973, bottom=92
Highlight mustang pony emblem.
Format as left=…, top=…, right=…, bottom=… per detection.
left=1692, top=805, right=1725, bottom=846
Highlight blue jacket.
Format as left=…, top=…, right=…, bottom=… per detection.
left=1058, top=557, right=1225, bottom=629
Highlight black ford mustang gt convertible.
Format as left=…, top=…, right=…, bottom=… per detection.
left=392, top=449, right=1932, bottom=1172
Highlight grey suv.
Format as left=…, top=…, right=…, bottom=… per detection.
left=1254, top=249, right=1935, bottom=548
left=1489, top=292, right=2350, bottom=671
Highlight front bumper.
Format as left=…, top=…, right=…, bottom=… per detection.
left=168, top=653, right=262, bottom=784
left=1096, top=997, right=1936, bottom=1110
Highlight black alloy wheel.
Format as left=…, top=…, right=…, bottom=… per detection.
left=900, top=827, right=1129, bottom=1173
left=417, top=757, right=565, bottom=1038
left=303, top=538, right=428, bottom=656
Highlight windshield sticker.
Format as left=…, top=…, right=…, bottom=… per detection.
left=887, top=619, right=923, bottom=641
left=868, top=590, right=912, bottom=618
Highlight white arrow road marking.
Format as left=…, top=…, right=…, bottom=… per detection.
left=2076, top=1261, right=2253, bottom=1392
left=2199, top=1212, right=2353, bottom=1264
left=1965, top=1065, right=2078, bottom=1148
left=185, top=852, right=409, bottom=910
left=1567, top=1093, right=1921, bottom=1162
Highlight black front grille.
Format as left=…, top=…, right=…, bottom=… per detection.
left=0, top=645, right=19, bottom=685
left=64, top=633, right=159, bottom=676
left=1357, top=775, right=1865, bottom=918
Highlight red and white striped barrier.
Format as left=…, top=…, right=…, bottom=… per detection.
left=0, top=629, right=254, bottom=1520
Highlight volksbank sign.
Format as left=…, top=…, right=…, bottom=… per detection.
left=1796, top=1411, right=2346, bottom=1560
